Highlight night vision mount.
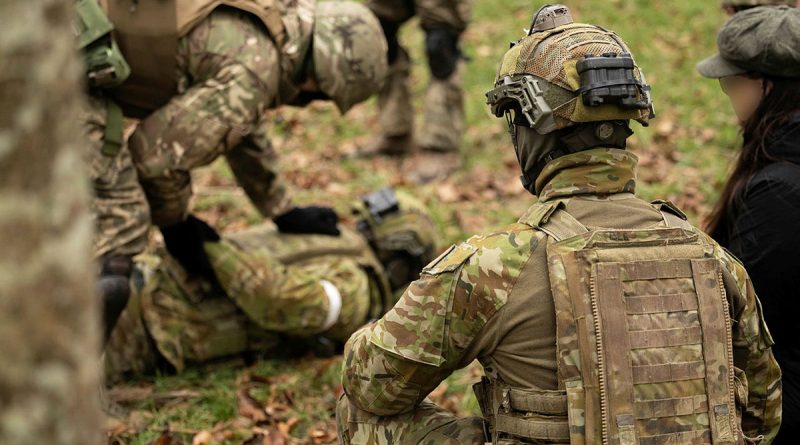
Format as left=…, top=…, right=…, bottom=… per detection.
left=577, top=52, right=655, bottom=117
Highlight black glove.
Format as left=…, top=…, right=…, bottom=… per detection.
left=160, top=215, right=223, bottom=289
left=273, top=206, right=341, bottom=236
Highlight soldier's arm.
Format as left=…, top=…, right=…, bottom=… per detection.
left=714, top=243, right=782, bottom=442
left=341, top=227, right=539, bottom=416
left=225, top=125, right=293, bottom=219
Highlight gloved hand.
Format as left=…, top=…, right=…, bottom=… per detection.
left=273, top=206, right=341, bottom=236
left=160, top=214, right=223, bottom=290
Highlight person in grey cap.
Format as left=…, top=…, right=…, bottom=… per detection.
left=698, top=6, right=800, bottom=444
left=721, top=0, right=798, bottom=16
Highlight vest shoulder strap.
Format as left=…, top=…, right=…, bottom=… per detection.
left=652, top=199, right=693, bottom=230
left=518, top=199, right=589, bottom=241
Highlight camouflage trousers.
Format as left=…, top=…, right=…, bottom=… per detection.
left=83, top=95, right=150, bottom=259
left=105, top=227, right=383, bottom=380
left=367, top=0, right=470, bottom=153
left=336, top=395, right=486, bottom=445
left=367, top=0, right=472, bottom=32
left=205, top=229, right=375, bottom=343
left=128, top=9, right=291, bottom=228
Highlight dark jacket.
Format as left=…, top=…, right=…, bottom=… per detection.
left=717, top=116, right=800, bottom=442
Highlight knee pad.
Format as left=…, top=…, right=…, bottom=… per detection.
left=379, top=18, right=402, bottom=64
left=98, top=255, right=133, bottom=343
left=425, top=26, right=461, bottom=80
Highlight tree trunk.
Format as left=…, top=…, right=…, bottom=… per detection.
left=0, top=0, right=101, bottom=444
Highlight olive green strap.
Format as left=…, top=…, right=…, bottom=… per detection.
left=494, top=413, right=570, bottom=442
left=102, top=99, right=124, bottom=157
left=507, top=387, right=568, bottom=416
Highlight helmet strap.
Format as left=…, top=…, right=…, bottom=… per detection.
left=507, top=113, right=537, bottom=193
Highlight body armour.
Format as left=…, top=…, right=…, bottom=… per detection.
left=99, top=0, right=287, bottom=116
left=475, top=200, right=745, bottom=445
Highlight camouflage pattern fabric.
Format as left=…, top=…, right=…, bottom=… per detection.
left=275, top=0, right=315, bottom=102
left=375, top=48, right=413, bottom=139
left=128, top=8, right=291, bottom=227
left=416, top=61, right=465, bottom=153
left=493, top=20, right=652, bottom=132
left=312, top=1, right=389, bottom=114
left=206, top=227, right=378, bottom=343
left=104, top=255, right=165, bottom=381
left=338, top=149, right=782, bottom=444
left=524, top=197, right=747, bottom=444
left=366, top=0, right=471, bottom=32
left=336, top=395, right=486, bottom=445
left=104, top=225, right=390, bottom=379
left=82, top=94, right=150, bottom=259
left=367, top=0, right=472, bottom=153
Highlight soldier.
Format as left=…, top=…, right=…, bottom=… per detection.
left=722, top=0, right=799, bottom=14
left=105, top=188, right=438, bottom=381
left=363, top=0, right=471, bottom=180
left=76, top=0, right=388, bottom=338
left=336, top=5, right=782, bottom=445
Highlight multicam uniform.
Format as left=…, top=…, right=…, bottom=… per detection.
left=337, top=5, right=781, bottom=445
left=96, top=0, right=385, bottom=228
left=106, top=188, right=439, bottom=381
left=366, top=0, right=472, bottom=153
left=337, top=151, right=782, bottom=445
left=80, top=0, right=387, bottom=337
left=82, top=95, right=150, bottom=259
left=105, top=225, right=391, bottom=381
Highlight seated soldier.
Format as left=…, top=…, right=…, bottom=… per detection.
left=104, top=189, right=438, bottom=382
left=336, top=5, right=781, bottom=445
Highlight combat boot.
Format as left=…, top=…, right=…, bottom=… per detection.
left=417, top=61, right=465, bottom=153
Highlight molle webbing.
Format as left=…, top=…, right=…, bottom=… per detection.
left=474, top=378, right=571, bottom=443
left=535, top=206, right=739, bottom=445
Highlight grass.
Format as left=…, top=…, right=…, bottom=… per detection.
left=108, top=1, right=743, bottom=443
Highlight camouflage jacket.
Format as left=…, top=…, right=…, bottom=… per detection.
left=105, top=225, right=391, bottom=380
left=341, top=148, right=782, bottom=441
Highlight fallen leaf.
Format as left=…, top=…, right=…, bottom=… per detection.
left=436, top=183, right=461, bottom=203
left=150, top=430, right=178, bottom=445
left=309, top=428, right=337, bottom=444
left=277, top=416, right=299, bottom=436
left=237, top=387, right=268, bottom=423
left=192, top=431, right=213, bottom=445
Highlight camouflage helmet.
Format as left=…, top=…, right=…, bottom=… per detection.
left=353, top=188, right=440, bottom=291
left=486, top=4, right=655, bottom=135
left=312, top=1, right=388, bottom=113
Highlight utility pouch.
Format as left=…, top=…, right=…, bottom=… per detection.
left=76, top=0, right=130, bottom=89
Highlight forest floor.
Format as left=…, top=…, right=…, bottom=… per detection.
left=106, top=1, right=742, bottom=443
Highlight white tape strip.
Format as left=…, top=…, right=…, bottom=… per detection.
left=320, top=279, right=342, bottom=332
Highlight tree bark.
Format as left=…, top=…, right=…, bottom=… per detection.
left=0, top=0, right=101, bottom=444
